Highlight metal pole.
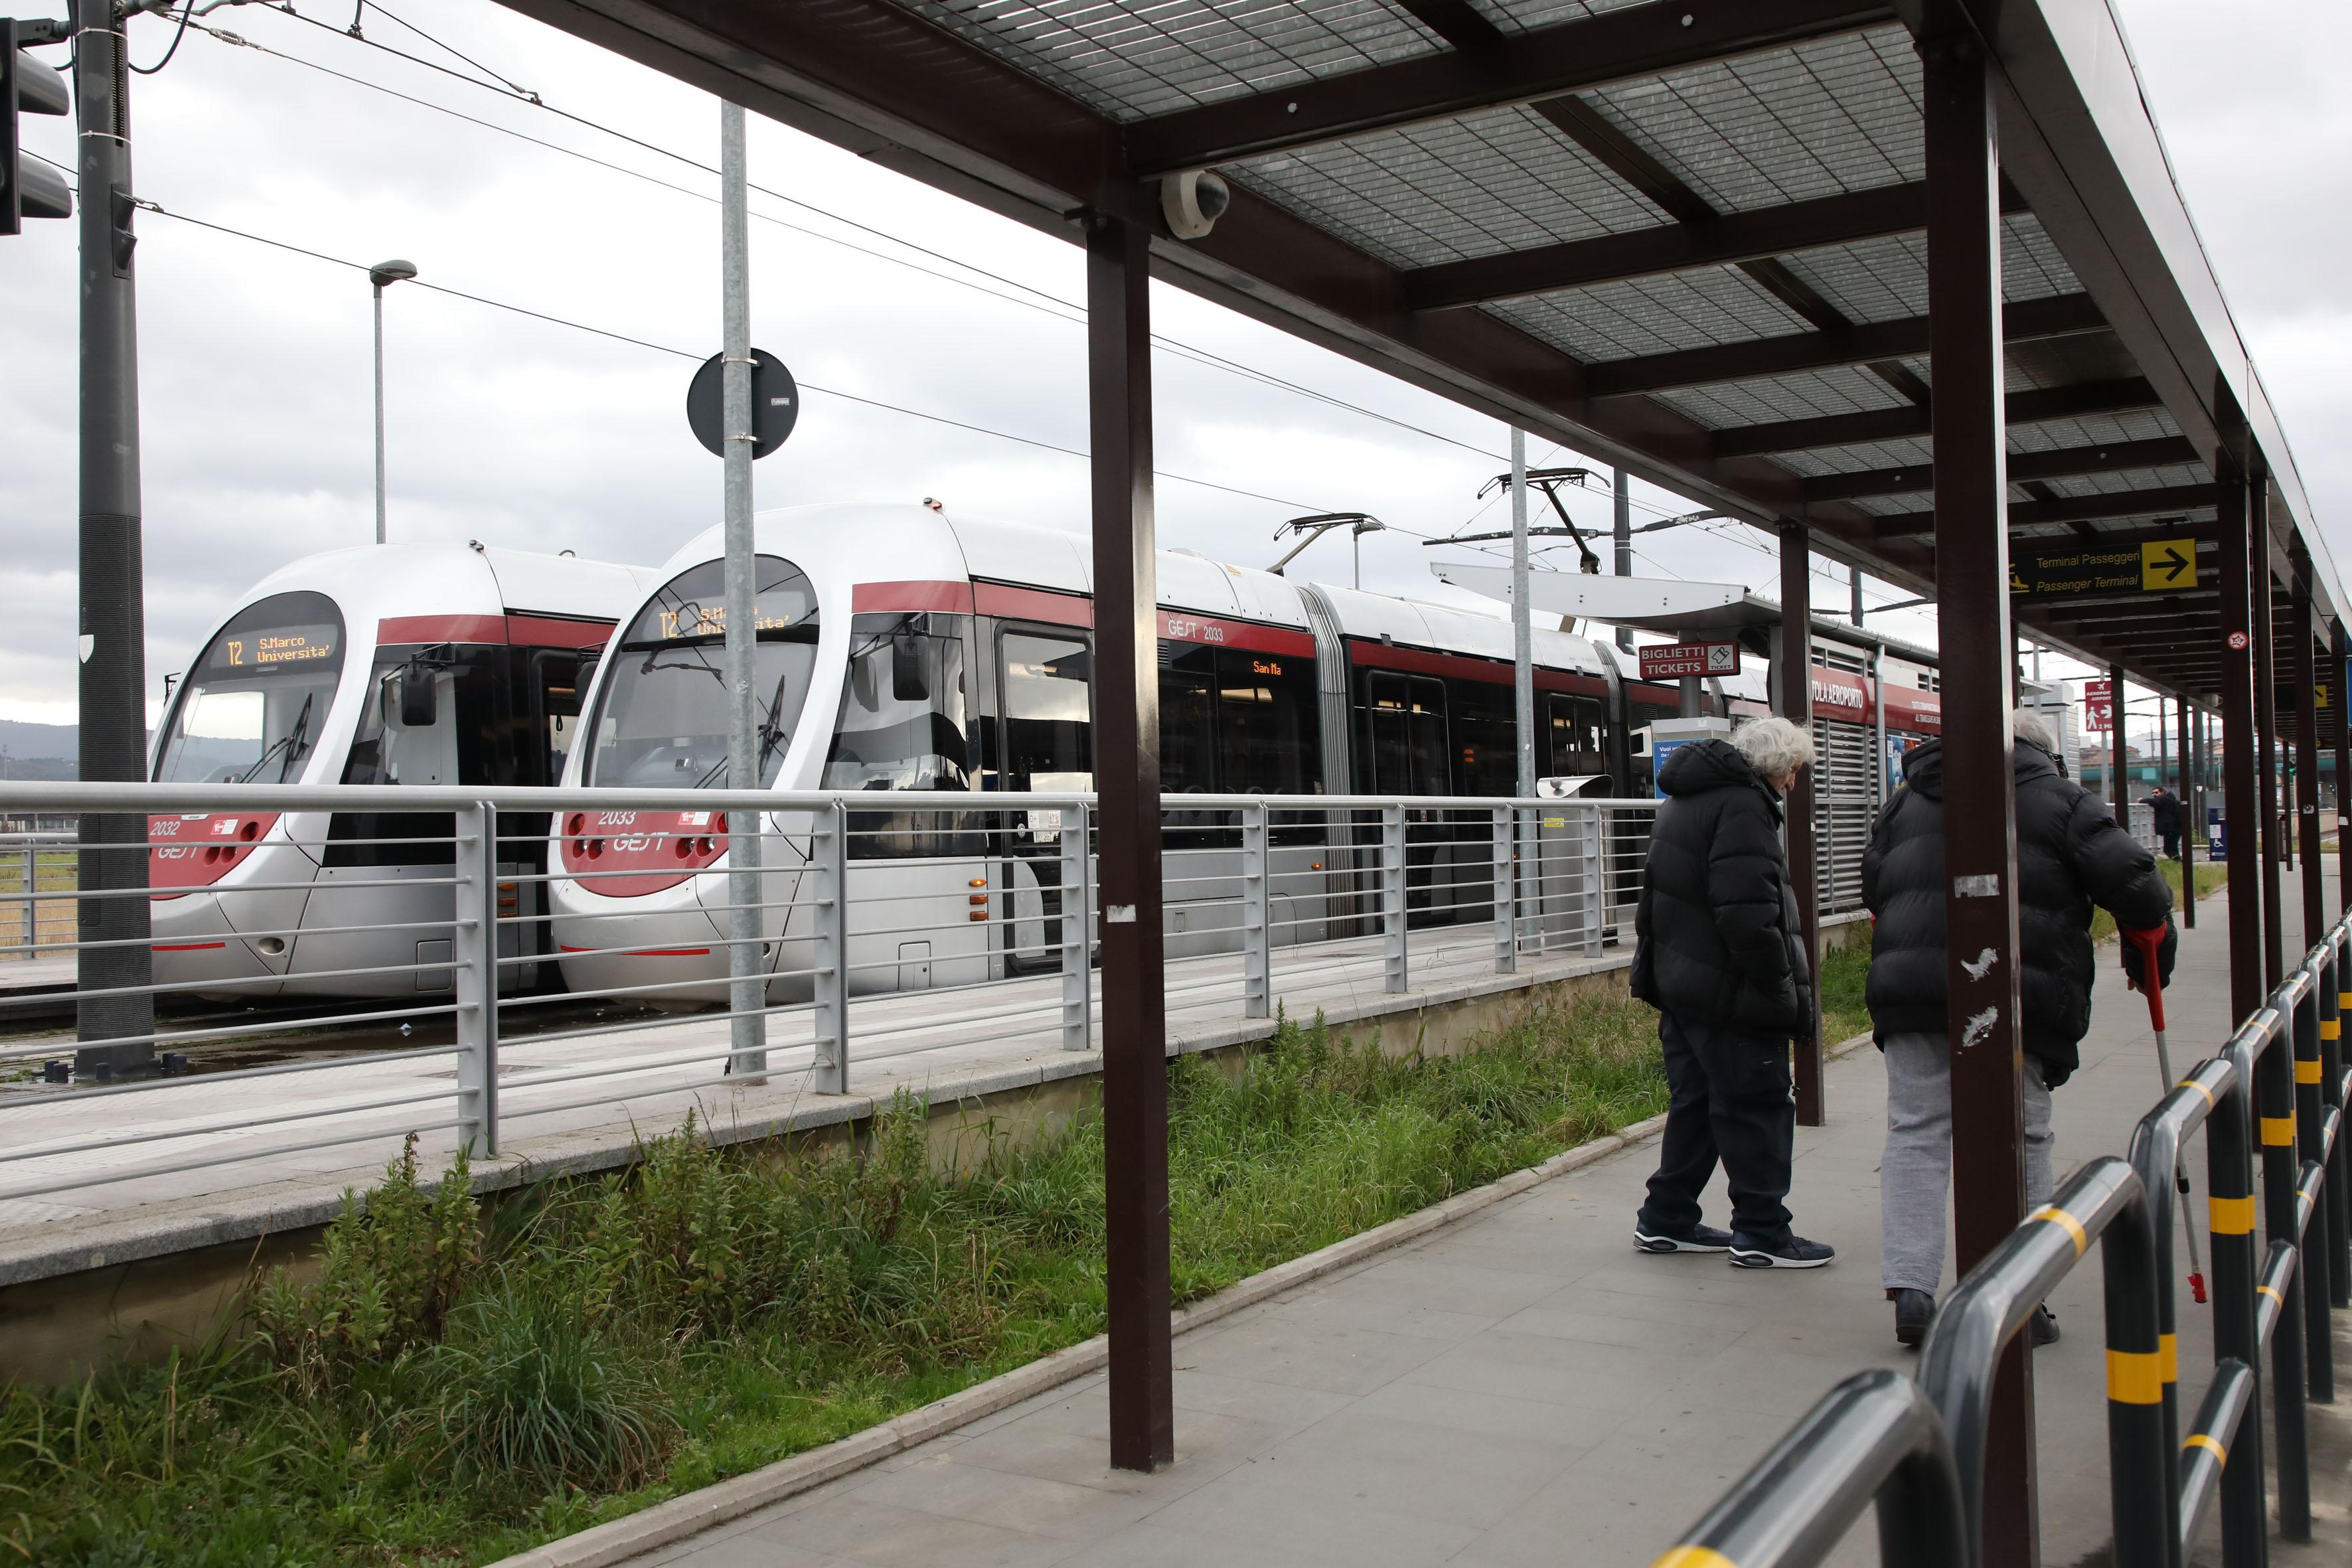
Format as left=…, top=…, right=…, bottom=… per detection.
left=1779, top=521, right=1822, bottom=1128
left=72, top=0, right=153, bottom=1076
left=2110, top=665, right=2129, bottom=834
left=718, top=100, right=765, bottom=1076
left=2254, top=487, right=2284, bottom=989
left=2336, top=620, right=2351, bottom=918
left=372, top=281, right=387, bottom=545
left=1511, top=430, right=1533, bottom=799
left=1851, top=564, right=1865, bottom=627
left=1088, top=214, right=1172, bottom=1473
left=2294, top=574, right=2325, bottom=959
left=1872, top=643, right=1888, bottom=812
left=2221, top=477, right=2264, bottom=1020
left=1923, top=31, right=2035, bottom=1565
left=1613, top=467, right=1633, bottom=654
left=2180, top=697, right=2198, bottom=929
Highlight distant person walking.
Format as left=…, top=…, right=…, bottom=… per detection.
left=2143, top=784, right=2183, bottom=860
left=1630, top=718, right=1834, bottom=1270
left=1863, top=710, right=2175, bottom=1346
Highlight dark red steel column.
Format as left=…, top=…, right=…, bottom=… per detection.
left=2293, top=570, right=2324, bottom=950
left=1780, top=521, right=1822, bottom=1127
left=1087, top=214, right=1174, bottom=1472
left=2337, top=619, right=2351, bottom=917
left=2219, top=477, right=2264, bottom=1020
left=1923, top=30, right=2036, bottom=1565
left=2253, top=491, right=2285, bottom=987
left=2110, top=664, right=2130, bottom=828
left=2179, top=696, right=2198, bottom=929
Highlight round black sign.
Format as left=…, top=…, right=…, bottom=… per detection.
left=686, top=348, right=798, bottom=459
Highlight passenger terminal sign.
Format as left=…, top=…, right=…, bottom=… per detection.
left=1636, top=641, right=1741, bottom=680
left=2009, top=538, right=2198, bottom=597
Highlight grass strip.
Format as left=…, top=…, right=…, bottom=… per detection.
left=0, top=995, right=1670, bottom=1567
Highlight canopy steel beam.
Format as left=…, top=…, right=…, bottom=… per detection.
left=1798, top=435, right=2196, bottom=503
left=1711, top=376, right=2159, bottom=458
left=1121, top=0, right=1895, bottom=177
left=1588, top=293, right=2102, bottom=399
left=1870, top=481, right=2226, bottom=536
left=1777, top=522, right=1823, bottom=1127
left=1405, top=179, right=2024, bottom=311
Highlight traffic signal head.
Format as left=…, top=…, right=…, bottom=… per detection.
left=4, top=17, right=72, bottom=238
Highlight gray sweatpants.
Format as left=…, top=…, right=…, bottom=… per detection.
left=1881, top=1032, right=2054, bottom=1293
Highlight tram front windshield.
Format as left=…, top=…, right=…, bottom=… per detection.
left=154, top=591, right=346, bottom=785
left=587, top=556, right=820, bottom=788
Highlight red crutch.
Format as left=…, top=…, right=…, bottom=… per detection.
left=2127, top=923, right=2206, bottom=1303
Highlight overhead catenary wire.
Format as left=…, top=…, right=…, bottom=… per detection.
left=126, top=198, right=1334, bottom=515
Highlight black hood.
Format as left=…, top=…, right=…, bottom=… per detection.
left=1895, top=736, right=2060, bottom=803
left=1658, top=738, right=1763, bottom=798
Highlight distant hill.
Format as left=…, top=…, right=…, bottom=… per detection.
left=0, top=720, right=77, bottom=780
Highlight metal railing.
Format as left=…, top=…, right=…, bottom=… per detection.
left=0, top=782, right=1658, bottom=1206
left=1648, top=912, right=2352, bottom=1568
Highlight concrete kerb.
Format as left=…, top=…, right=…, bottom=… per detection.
left=483, top=1025, right=1879, bottom=1568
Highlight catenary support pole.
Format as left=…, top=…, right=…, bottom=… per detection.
left=2254, top=486, right=2284, bottom=989
left=372, top=279, right=388, bottom=545
left=2220, top=477, right=2265, bottom=1019
left=718, top=101, right=765, bottom=1075
left=1923, top=31, right=2036, bottom=1565
left=72, top=0, right=154, bottom=1075
left=1851, top=565, right=1865, bottom=627
left=1613, top=467, right=1633, bottom=654
left=1778, top=520, right=1822, bottom=1128
left=2180, top=696, right=2197, bottom=929
left=1512, top=429, right=1533, bottom=799
left=1088, top=214, right=1174, bottom=1472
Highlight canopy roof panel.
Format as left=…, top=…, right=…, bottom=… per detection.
left=501, top=0, right=2342, bottom=702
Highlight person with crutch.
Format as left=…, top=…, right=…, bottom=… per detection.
left=1862, top=709, right=2175, bottom=1346
left=1630, top=718, right=1834, bottom=1269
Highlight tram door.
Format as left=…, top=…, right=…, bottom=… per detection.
left=995, top=628, right=1093, bottom=975
left=1363, top=671, right=1452, bottom=921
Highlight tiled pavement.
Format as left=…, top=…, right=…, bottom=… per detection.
left=616, top=874, right=2349, bottom=1568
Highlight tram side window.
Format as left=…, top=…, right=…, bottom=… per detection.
left=999, top=631, right=1093, bottom=790
left=1445, top=676, right=1517, bottom=797
left=1364, top=670, right=1449, bottom=795
left=1216, top=647, right=1318, bottom=797
left=822, top=613, right=982, bottom=858
left=1158, top=643, right=1218, bottom=797
left=1545, top=693, right=1608, bottom=785
left=530, top=647, right=586, bottom=787
left=335, top=647, right=501, bottom=866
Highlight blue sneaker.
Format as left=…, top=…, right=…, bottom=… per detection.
left=1634, top=1222, right=1735, bottom=1254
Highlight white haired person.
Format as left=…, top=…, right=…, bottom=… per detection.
left=1629, top=716, right=1835, bottom=1269
left=1861, top=708, right=2176, bottom=1347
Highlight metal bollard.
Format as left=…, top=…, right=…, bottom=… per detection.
left=2330, top=929, right=2351, bottom=1309
left=1241, top=800, right=1270, bottom=1019
left=811, top=801, right=849, bottom=1094
left=2208, top=1036, right=2267, bottom=1568
left=2292, top=964, right=2334, bottom=1401
left=451, top=803, right=500, bottom=1160
left=1381, top=803, right=1407, bottom=994
left=2259, top=999, right=2312, bottom=1539
left=1492, top=805, right=1516, bottom=975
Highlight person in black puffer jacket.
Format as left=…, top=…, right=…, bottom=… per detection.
left=1865, top=710, right=2176, bottom=1348
left=1630, top=718, right=1835, bottom=1271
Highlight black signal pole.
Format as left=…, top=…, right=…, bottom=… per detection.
left=72, top=0, right=153, bottom=1073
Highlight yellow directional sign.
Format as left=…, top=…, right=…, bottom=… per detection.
left=2010, top=538, right=2199, bottom=597
left=2140, top=538, right=2196, bottom=591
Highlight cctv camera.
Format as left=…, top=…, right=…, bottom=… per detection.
left=1159, top=169, right=1231, bottom=240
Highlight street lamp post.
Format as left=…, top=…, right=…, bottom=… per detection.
left=369, top=259, right=418, bottom=544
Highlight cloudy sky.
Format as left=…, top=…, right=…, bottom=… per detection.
left=1, top=0, right=2343, bottom=751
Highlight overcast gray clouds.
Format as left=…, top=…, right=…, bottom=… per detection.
left=0, top=0, right=2341, bottom=727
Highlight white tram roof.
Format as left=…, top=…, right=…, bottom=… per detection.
left=227, top=543, right=655, bottom=637
left=712, top=502, right=1610, bottom=678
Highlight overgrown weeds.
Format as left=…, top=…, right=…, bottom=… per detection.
left=0, top=999, right=1666, bottom=1567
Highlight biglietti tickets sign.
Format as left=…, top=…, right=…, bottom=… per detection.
left=1636, top=641, right=1741, bottom=680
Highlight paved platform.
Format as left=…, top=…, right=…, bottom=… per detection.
left=612, top=872, right=2350, bottom=1568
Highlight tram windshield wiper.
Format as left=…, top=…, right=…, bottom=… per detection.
left=234, top=692, right=315, bottom=785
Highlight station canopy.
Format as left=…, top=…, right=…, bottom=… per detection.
left=508, top=0, right=2341, bottom=713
